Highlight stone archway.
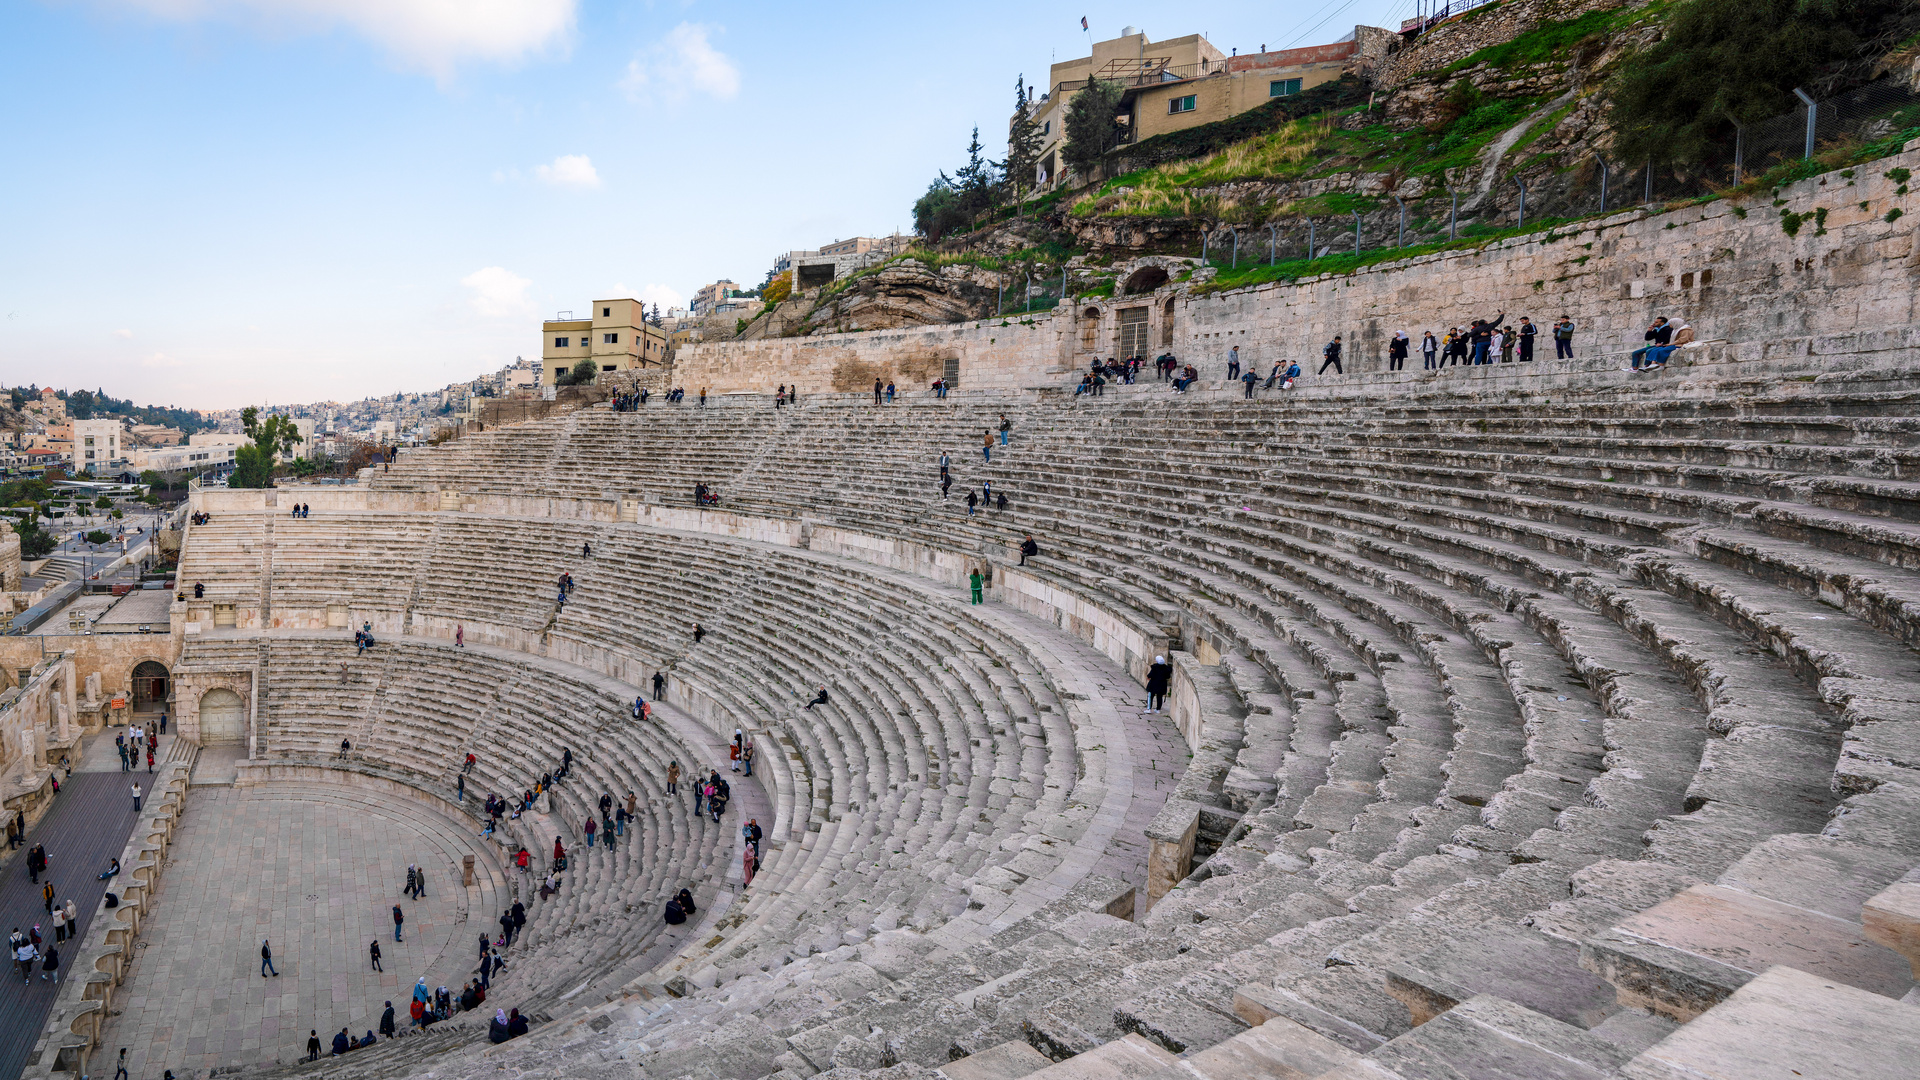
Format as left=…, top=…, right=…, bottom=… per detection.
left=1123, top=266, right=1169, bottom=295
left=199, top=688, right=246, bottom=745
left=132, top=660, right=169, bottom=714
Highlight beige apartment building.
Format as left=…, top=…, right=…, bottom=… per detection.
left=541, top=298, right=669, bottom=384
left=73, top=418, right=124, bottom=475
left=1024, top=28, right=1368, bottom=189
left=692, top=281, right=739, bottom=317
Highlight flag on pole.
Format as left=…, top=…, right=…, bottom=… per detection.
left=1080, top=16, right=1089, bottom=30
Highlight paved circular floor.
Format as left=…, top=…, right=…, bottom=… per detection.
left=94, top=783, right=505, bottom=1075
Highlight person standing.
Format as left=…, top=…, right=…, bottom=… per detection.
left=63, top=899, right=75, bottom=941
left=998, top=414, right=1011, bottom=446
left=260, top=938, right=279, bottom=977
left=1388, top=331, right=1409, bottom=371
left=1241, top=367, right=1258, bottom=398
left=1554, top=315, right=1575, bottom=358
left=653, top=671, right=666, bottom=700
left=51, top=901, right=65, bottom=943
left=966, top=490, right=977, bottom=516
left=380, top=1002, right=397, bottom=1039
left=1145, top=655, right=1173, bottom=714
left=1422, top=331, right=1439, bottom=370
left=1518, top=317, right=1537, bottom=361
left=42, top=881, right=54, bottom=915
left=1319, top=336, right=1343, bottom=375
left=130, top=783, right=141, bottom=812
left=456, top=624, right=464, bottom=647
left=307, top=1032, right=321, bottom=1062
left=969, top=568, right=984, bottom=605
left=667, top=760, right=679, bottom=795
left=145, top=745, right=154, bottom=773
left=369, top=940, right=382, bottom=971
left=393, top=904, right=405, bottom=943
left=511, top=901, right=525, bottom=943
left=116, top=1048, right=131, bottom=1079
left=584, top=816, right=597, bottom=849
left=1226, top=344, right=1241, bottom=380
left=40, top=943, right=58, bottom=982
left=982, top=430, right=993, bottom=464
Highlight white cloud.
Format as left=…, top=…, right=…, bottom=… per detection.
left=113, top=328, right=133, bottom=339
left=141, top=352, right=182, bottom=368
left=101, top=0, right=575, bottom=77
left=535, top=154, right=600, bottom=189
left=460, top=266, right=534, bottom=319
left=608, top=282, right=686, bottom=310
left=620, top=23, right=739, bottom=105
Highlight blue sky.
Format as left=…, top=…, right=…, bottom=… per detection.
left=0, top=0, right=1419, bottom=409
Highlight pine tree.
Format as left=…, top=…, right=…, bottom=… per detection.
left=1005, top=76, right=1045, bottom=213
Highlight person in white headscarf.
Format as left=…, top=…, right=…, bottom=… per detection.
left=1145, top=655, right=1173, bottom=714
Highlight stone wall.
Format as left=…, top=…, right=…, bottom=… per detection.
left=1375, top=0, right=1637, bottom=88
left=672, top=140, right=1920, bottom=386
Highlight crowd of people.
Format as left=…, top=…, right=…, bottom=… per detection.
left=611, top=386, right=704, bottom=409
left=1042, top=313, right=1703, bottom=398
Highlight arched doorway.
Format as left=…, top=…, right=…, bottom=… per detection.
left=199, top=688, right=246, bottom=745
left=1123, top=266, right=1169, bottom=295
left=1079, top=307, right=1101, bottom=352
left=132, top=661, right=169, bottom=713
left=1162, top=297, right=1177, bottom=346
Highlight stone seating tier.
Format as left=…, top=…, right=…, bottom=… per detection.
left=217, top=361, right=1920, bottom=1079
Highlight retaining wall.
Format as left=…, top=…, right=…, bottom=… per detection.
left=671, top=141, right=1920, bottom=390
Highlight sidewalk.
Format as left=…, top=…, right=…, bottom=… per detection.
left=0, top=731, right=147, bottom=1080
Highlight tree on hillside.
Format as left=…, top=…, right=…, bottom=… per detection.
left=1610, top=0, right=1920, bottom=166
left=229, top=406, right=304, bottom=489
left=66, top=389, right=95, bottom=420
left=912, top=128, right=1005, bottom=241
left=1063, top=79, right=1126, bottom=179
left=1005, top=76, right=1046, bottom=210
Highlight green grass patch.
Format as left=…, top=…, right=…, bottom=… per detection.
left=1440, top=2, right=1669, bottom=74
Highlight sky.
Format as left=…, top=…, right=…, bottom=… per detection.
left=0, top=0, right=1422, bottom=410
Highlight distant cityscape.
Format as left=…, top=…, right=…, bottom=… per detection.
left=3, top=233, right=912, bottom=481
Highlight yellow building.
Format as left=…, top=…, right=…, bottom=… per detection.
left=541, top=299, right=669, bottom=384
left=1024, top=27, right=1370, bottom=189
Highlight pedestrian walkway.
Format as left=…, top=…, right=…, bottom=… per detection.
left=89, top=782, right=501, bottom=1077
left=0, top=743, right=143, bottom=1080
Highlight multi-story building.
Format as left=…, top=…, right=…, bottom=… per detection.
left=1021, top=27, right=1376, bottom=190
left=777, top=234, right=912, bottom=292
left=540, top=298, right=669, bottom=385
left=692, top=281, right=739, bottom=317
left=129, top=443, right=237, bottom=475
left=72, top=419, right=124, bottom=475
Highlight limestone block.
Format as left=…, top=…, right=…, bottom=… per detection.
left=1365, top=994, right=1631, bottom=1080
left=939, top=1039, right=1052, bottom=1080
left=1581, top=884, right=1914, bottom=1022
left=1620, top=965, right=1920, bottom=1080
left=1862, top=869, right=1920, bottom=978
left=1019, top=1034, right=1176, bottom=1080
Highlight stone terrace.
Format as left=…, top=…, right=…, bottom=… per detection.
left=292, top=340, right=1920, bottom=1079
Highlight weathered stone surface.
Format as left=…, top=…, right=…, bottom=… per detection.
left=1620, top=965, right=1920, bottom=1080
left=938, top=1039, right=1052, bottom=1080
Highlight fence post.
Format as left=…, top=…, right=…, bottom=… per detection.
left=1268, top=223, right=1277, bottom=266
left=1793, top=87, right=1817, bottom=159
left=1599, top=159, right=1609, bottom=212
left=1201, top=231, right=1209, bottom=267
left=1733, top=122, right=1744, bottom=183
left=1308, top=219, right=1316, bottom=261
left=1516, top=177, right=1527, bottom=228
left=1449, top=192, right=1457, bottom=241
left=1394, top=196, right=1406, bottom=247
left=1061, top=268, right=1068, bottom=302
left=1352, top=210, right=1362, bottom=256
left=1644, top=159, right=1652, bottom=204
left=1230, top=227, right=1239, bottom=269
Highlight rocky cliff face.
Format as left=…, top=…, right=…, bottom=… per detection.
left=740, top=259, right=1009, bottom=340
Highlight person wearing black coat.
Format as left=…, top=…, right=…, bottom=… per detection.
left=1019, top=536, right=1038, bottom=566
left=489, top=1012, right=511, bottom=1044
left=664, top=898, right=686, bottom=924
left=331, top=1029, right=351, bottom=1056
left=677, top=888, right=698, bottom=916
left=507, top=1009, right=529, bottom=1038
left=1144, top=655, right=1173, bottom=714
left=380, top=1002, right=396, bottom=1038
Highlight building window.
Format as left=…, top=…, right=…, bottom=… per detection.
left=556, top=367, right=567, bottom=379
left=1270, top=78, right=1302, bottom=97
left=1169, top=94, right=1196, bottom=113
left=603, top=333, right=618, bottom=344
left=602, top=365, right=617, bottom=372
left=1042, top=121, right=1051, bottom=136
left=602, top=307, right=611, bottom=317
left=554, top=336, right=569, bottom=347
